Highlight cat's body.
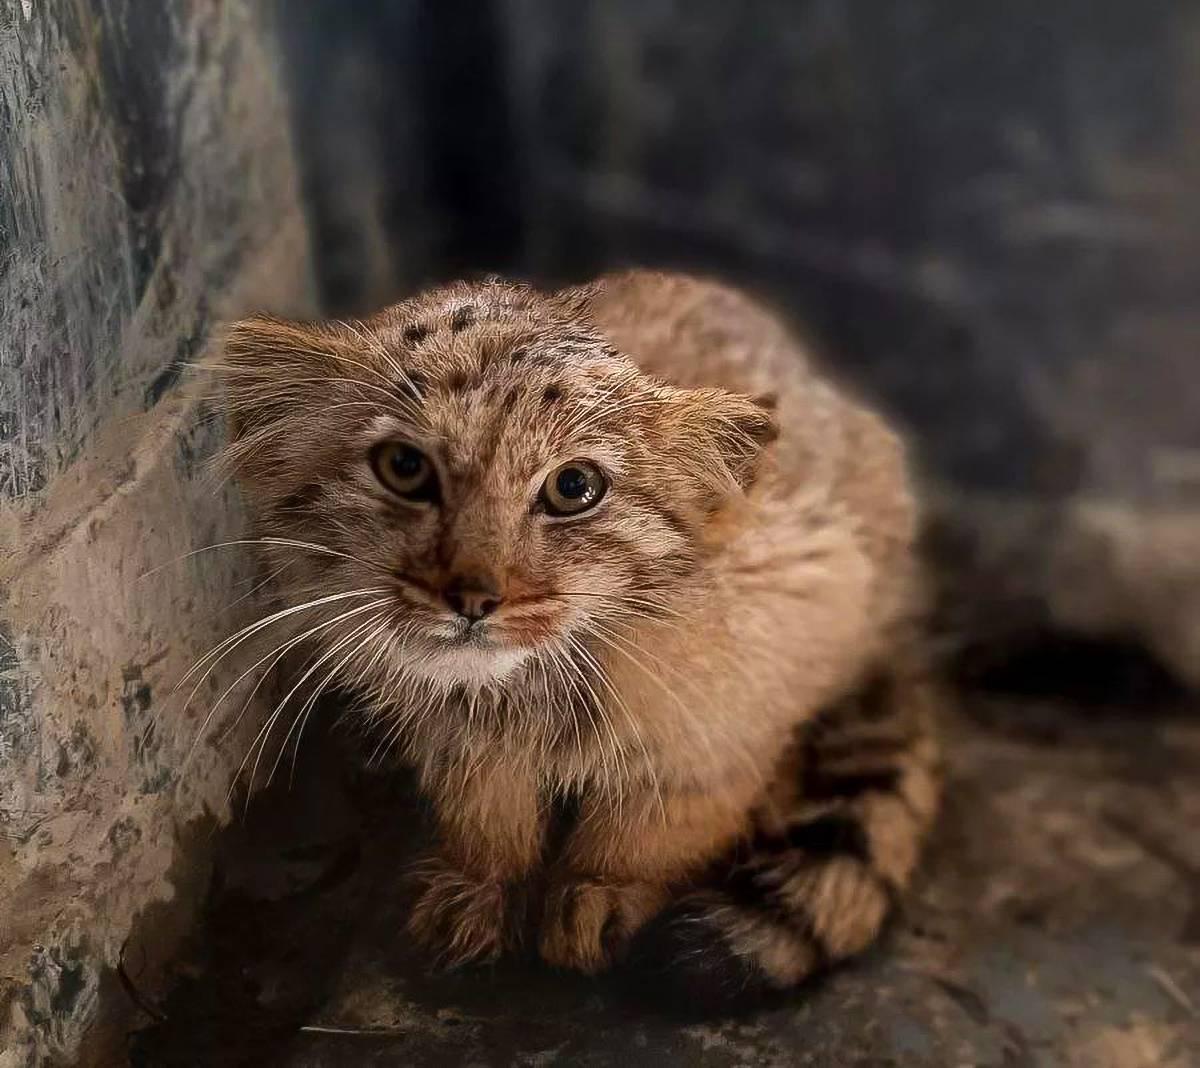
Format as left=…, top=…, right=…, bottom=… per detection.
left=218, top=270, right=940, bottom=1003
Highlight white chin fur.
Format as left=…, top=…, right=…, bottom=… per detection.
left=401, top=643, right=530, bottom=689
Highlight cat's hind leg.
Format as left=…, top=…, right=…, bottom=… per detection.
left=633, top=662, right=942, bottom=1006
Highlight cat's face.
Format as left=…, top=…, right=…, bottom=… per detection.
left=219, top=280, right=774, bottom=691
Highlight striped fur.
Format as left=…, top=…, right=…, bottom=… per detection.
left=216, top=270, right=942, bottom=1003
left=630, top=662, right=941, bottom=1007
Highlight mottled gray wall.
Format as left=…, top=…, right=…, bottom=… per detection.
left=0, top=1, right=315, bottom=1063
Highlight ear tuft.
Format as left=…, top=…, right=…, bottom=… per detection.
left=660, top=386, right=779, bottom=494
left=711, top=391, right=779, bottom=489
left=223, top=314, right=335, bottom=371
left=218, top=315, right=340, bottom=442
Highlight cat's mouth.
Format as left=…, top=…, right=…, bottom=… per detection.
left=442, top=619, right=492, bottom=648
left=385, top=579, right=569, bottom=685
left=432, top=611, right=563, bottom=652
left=390, top=579, right=567, bottom=648
left=406, top=624, right=534, bottom=687
left=386, top=604, right=566, bottom=687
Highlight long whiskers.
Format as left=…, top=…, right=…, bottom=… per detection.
left=140, top=537, right=381, bottom=581
left=179, top=596, right=391, bottom=779
left=175, top=585, right=390, bottom=707
left=550, top=589, right=690, bottom=623
left=234, top=606, right=391, bottom=808
left=564, top=632, right=665, bottom=822
left=268, top=610, right=396, bottom=790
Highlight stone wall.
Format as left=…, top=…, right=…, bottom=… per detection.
left=0, top=2, right=315, bottom=1063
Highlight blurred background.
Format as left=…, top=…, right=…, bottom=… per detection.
left=4, top=2, right=1200, bottom=1064
left=279, top=0, right=1200, bottom=688
left=286, top=0, right=1196, bottom=499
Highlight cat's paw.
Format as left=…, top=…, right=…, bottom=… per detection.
left=539, top=875, right=668, bottom=973
left=407, top=854, right=510, bottom=967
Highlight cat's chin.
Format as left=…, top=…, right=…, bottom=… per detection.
left=403, top=641, right=532, bottom=690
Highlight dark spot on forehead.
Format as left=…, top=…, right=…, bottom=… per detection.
left=510, top=347, right=528, bottom=363
left=450, top=305, right=476, bottom=332
left=542, top=385, right=563, bottom=405
left=447, top=370, right=470, bottom=392
left=403, top=323, right=430, bottom=344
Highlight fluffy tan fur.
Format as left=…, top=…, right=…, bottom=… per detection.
left=215, top=270, right=941, bottom=995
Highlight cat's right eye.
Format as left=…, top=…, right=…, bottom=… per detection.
left=370, top=442, right=439, bottom=503
left=540, top=460, right=608, bottom=517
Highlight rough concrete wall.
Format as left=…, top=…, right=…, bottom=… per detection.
left=0, top=1, right=316, bottom=1063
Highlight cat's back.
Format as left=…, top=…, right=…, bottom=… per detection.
left=585, top=269, right=809, bottom=400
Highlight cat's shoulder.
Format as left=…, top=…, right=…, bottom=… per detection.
left=571, top=270, right=810, bottom=400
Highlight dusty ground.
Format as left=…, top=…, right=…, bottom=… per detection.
left=119, top=665, right=1200, bottom=1068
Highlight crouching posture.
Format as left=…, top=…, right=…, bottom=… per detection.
left=217, top=270, right=941, bottom=1001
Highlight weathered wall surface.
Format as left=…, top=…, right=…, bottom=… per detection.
left=0, top=2, right=315, bottom=1063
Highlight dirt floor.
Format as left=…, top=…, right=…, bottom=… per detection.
left=120, top=664, right=1200, bottom=1067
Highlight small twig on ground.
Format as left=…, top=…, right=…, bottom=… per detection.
left=299, top=1023, right=409, bottom=1038
left=1147, top=964, right=1197, bottom=1018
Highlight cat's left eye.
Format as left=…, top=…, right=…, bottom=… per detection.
left=370, top=442, right=439, bottom=503
left=540, top=460, right=607, bottom=517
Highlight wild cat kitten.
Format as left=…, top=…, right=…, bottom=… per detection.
left=217, top=271, right=941, bottom=1003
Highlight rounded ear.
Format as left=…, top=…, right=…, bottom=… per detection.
left=662, top=386, right=779, bottom=493
left=218, top=315, right=341, bottom=442
left=212, top=314, right=361, bottom=489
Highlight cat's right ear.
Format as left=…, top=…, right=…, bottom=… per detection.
left=218, top=315, right=340, bottom=442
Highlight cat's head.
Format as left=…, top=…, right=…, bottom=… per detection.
left=217, top=279, right=775, bottom=691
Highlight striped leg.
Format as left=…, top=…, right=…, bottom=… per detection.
left=631, top=663, right=942, bottom=1008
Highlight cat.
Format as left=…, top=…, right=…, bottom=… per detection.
left=215, top=270, right=941, bottom=1005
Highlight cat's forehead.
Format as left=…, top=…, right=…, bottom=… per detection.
left=367, top=282, right=596, bottom=371
left=364, top=286, right=628, bottom=403
left=359, top=283, right=642, bottom=467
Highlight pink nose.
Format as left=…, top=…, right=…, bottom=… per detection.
left=442, top=578, right=503, bottom=622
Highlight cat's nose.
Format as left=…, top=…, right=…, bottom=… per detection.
left=443, top=577, right=503, bottom=622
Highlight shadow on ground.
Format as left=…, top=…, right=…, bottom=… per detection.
left=124, top=645, right=1200, bottom=1067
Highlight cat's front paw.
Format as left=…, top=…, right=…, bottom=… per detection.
left=539, top=875, right=668, bottom=973
left=407, top=854, right=511, bottom=967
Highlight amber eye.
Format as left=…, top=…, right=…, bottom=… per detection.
left=541, top=460, right=607, bottom=517
left=370, top=442, right=439, bottom=502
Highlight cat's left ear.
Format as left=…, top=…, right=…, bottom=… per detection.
left=663, top=387, right=779, bottom=493
left=217, top=315, right=343, bottom=441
